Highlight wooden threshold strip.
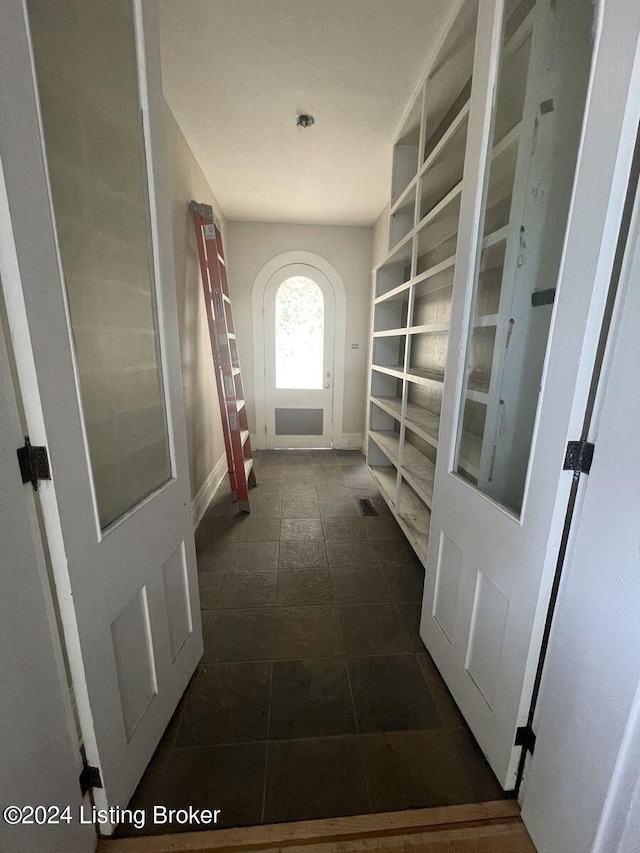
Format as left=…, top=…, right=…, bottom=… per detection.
left=97, top=800, right=530, bottom=853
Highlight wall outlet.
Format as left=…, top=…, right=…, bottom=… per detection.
left=347, top=437, right=359, bottom=447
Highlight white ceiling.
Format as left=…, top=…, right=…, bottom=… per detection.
left=158, top=1, right=453, bottom=226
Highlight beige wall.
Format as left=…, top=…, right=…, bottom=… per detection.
left=164, top=103, right=226, bottom=500
left=225, top=221, right=373, bottom=443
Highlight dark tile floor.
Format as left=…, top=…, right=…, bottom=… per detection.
left=121, top=450, right=506, bottom=836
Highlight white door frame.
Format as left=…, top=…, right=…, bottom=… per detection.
left=251, top=251, right=347, bottom=449
left=263, top=262, right=336, bottom=449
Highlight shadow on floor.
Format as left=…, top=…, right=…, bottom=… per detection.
left=117, top=450, right=506, bottom=837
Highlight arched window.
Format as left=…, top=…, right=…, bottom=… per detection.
left=275, top=276, right=324, bottom=389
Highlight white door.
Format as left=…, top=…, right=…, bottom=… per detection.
left=264, top=263, right=336, bottom=448
left=520, top=134, right=640, bottom=853
left=421, top=0, right=640, bottom=787
left=0, top=0, right=202, bottom=826
left=0, top=311, right=94, bottom=853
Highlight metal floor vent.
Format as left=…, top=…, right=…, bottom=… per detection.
left=359, top=498, right=378, bottom=517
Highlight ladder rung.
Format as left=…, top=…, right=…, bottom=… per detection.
left=241, top=429, right=250, bottom=445
left=232, top=366, right=241, bottom=376
left=223, top=294, right=231, bottom=304
left=236, top=399, right=245, bottom=412
left=217, top=254, right=225, bottom=267
left=244, top=457, right=253, bottom=480
left=228, top=333, right=236, bottom=340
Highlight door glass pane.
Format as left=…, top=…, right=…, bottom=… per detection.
left=454, top=0, right=595, bottom=515
left=275, top=277, right=324, bottom=389
left=28, top=0, right=172, bottom=529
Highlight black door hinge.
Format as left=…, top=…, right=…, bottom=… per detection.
left=563, top=440, right=595, bottom=476
left=16, top=436, right=51, bottom=491
left=515, top=724, right=537, bottom=755
left=79, top=747, right=103, bottom=797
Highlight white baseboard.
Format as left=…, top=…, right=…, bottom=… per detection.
left=191, top=454, right=228, bottom=530
left=333, top=433, right=364, bottom=451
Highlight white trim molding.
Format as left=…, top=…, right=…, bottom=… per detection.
left=334, top=433, right=365, bottom=452
left=251, top=251, right=347, bottom=450
left=191, top=453, right=227, bottom=530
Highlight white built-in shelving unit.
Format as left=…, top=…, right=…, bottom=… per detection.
left=366, top=0, right=538, bottom=563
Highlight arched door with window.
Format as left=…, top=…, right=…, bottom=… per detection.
left=263, top=264, right=335, bottom=448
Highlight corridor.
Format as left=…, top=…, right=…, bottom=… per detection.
left=121, top=450, right=505, bottom=836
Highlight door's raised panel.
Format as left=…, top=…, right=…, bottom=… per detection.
left=465, top=572, right=509, bottom=708
left=111, top=587, right=158, bottom=740
left=432, top=532, right=463, bottom=642
left=162, top=544, right=192, bottom=662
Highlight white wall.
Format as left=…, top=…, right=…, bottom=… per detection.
left=225, top=221, right=373, bottom=445
left=164, top=103, right=227, bottom=517
left=372, top=203, right=390, bottom=268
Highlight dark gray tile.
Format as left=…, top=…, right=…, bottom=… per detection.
left=279, top=539, right=327, bottom=568
left=314, top=472, right=347, bottom=488
left=198, top=573, right=222, bottom=609
left=200, top=609, right=213, bottom=636
left=282, top=498, right=321, bottom=518
left=203, top=609, right=276, bottom=662
left=176, top=662, right=271, bottom=746
left=322, top=518, right=366, bottom=540
left=252, top=481, right=284, bottom=498
left=276, top=569, right=333, bottom=606
left=242, top=496, right=282, bottom=518
left=326, top=540, right=379, bottom=568
left=348, top=655, right=441, bottom=733
left=122, top=747, right=171, bottom=834
left=376, top=538, right=422, bottom=567
left=285, top=483, right=318, bottom=499
left=347, top=484, right=381, bottom=500
left=234, top=517, right=281, bottom=542
left=195, top=535, right=234, bottom=572
left=339, top=603, right=413, bottom=655
left=336, top=452, right=366, bottom=465
left=359, top=729, right=505, bottom=812
left=273, top=606, right=343, bottom=659
left=319, top=497, right=361, bottom=518
left=315, top=485, right=352, bottom=501
left=311, top=450, right=340, bottom=465
left=331, top=567, right=392, bottom=604
left=417, top=653, right=467, bottom=730
left=157, top=743, right=266, bottom=829
left=338, top=460, right=368, bottom=471
left=216, top=572, right=277, bottom=609
left=263, top=737, right=369, bottom=823
left=341, top=469, right=377, bottom=489
left=226, top=541, right=279, bottom=571
left=158, top=683, right=193, bottom=751
left=360, top=517, right=404, bottom=539
left=196, top=513, right=241, bottom=543
left=270, top=659, right=356, bottom=739
left=382, top=564, right=425, bottom=602
left=281, top=518, right=324, bottom=540
left=397, top=602, right=427, bottom=652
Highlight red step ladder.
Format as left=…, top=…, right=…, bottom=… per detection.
left=190, top=200, right=256, bottom=512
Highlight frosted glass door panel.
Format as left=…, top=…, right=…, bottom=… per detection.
left=454, top=0, right=595, bottom=514
left=275, top=277, right=324, bottom=390
left=28, top=0, right=171, bottom=528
